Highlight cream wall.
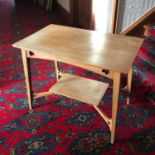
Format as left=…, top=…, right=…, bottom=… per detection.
left=57, top=0, right=70, bottom=12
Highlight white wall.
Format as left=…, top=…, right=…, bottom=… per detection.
left=116, top=0, right=155, bottom=33
left=57, top=0, right=70, bottom=12
left=93, top=0, right=114, bottom=33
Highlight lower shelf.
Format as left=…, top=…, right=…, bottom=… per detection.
left=50, top=73, right=109, bottom=106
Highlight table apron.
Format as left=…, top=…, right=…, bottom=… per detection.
left=26, top=50, right=114, bottom=79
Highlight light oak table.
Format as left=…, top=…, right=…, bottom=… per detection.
left=13, top=24, right=143, bottom=144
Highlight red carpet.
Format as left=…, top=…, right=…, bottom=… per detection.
left=0, top=0, right=155, bottom=154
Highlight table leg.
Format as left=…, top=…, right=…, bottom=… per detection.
left=21, top=50, right=33, bottom=110
left=54, top=61, right=59, bottom=81
left=127, top=67, right=133, bottom=105
left=54, top=61, right=63, bottom=81
left=111, top=71, right=121, bottom=144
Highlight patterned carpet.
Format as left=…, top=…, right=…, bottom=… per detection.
left=0, top=0, right=155, bottom=154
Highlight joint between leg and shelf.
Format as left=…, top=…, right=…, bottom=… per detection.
left=93, top=105, right=112, bottom=130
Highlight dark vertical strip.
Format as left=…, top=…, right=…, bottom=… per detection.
left=27, top=58, right=33, bottom=96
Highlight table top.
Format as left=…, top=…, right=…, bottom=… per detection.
left=13, top=24, right=143, bottom=74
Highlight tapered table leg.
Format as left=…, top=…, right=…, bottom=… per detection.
left=127, top=67, right=133, bottom=104
left=21, top=50, right=33, bottom=110
left=111, top=71, right=121, bottom=144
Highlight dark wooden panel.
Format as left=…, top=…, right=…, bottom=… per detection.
left=70, top=0, right=93, bottom=29
left=77, top=0, right=93, bottom=29
left=53, top=0, right=72, bottom=26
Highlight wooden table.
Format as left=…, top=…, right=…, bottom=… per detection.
left=13, top=24, right=143, bottom=143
